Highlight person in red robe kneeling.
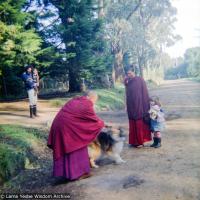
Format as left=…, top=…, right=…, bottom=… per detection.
left=47, top=91, right=104, bottom=180
left=124, top=67, right=151, bottom=148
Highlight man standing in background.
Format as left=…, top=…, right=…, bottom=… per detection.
left=124, top=67, right=151, bottom=147
left=22, top=65, right=38, bottom=118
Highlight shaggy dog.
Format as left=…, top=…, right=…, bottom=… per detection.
left=88, top=126, right=126, bottom=168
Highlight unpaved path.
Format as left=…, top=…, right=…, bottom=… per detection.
left=0, top=79, right=200, bottom=200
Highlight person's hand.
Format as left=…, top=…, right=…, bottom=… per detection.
left=124, top=77, right=129, bottom=85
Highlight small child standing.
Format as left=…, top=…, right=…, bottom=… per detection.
left=32, top=67, right=39, bottom=117
left=32, top=68, right=39, bottom=95
left=149, top=96, right=165, bottom=148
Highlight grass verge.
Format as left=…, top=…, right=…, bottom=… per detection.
left=95, top=84, right=125, bottom=111
left=0, top=125, right=46, bottom=185
left=49, top=84, right=125, bottom=111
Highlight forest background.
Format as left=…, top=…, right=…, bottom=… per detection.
left=0, top=0, right=200, bottom=99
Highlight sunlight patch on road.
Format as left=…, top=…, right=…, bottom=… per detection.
left=167, top=118, right=200, bottom=131
left=165, top=105, right=200, bottom=108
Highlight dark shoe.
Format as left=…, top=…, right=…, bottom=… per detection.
left=150, top=137, right=158, bottom=147
left=154, top=138, right=161, bottom=148
left=29, top=106, right=34, bottom=118
left=33, top=105, right=39, bottom=117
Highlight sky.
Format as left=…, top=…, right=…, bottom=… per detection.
left=166, top=0, right=200, bottom=58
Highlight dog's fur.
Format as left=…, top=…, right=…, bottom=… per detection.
left=88, top=126, right=126, bottom=168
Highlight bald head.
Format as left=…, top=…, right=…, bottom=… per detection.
left=84, top=90, right=98, bottom=104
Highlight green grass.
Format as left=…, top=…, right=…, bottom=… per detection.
left=45, top=83, right=158, bottom=110
left=48, top=83, right=161, bottom=111
left=49, top=85, right=125, bottom=111
left=0, top=125, right=46, bottom=184
left=95, top=84, right=125, bottom=111
left=50, top=98, right=68, bottom=107
left=0, top=144, right=25, bottom=185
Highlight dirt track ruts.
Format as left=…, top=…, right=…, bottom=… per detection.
left=0, top=79, right=200, bottom=200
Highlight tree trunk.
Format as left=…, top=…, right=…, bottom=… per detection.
left=2, top=76, right=8, bottom=97
left=139, top=65, right=143, bottom=78
left=114, top=49, right=125, bottom=82
left=98, top=0, right=104, bottom=18
left=68, top=66, right=81, bottom=92
left=111, top=65, right=116, bottom=87
left=138, top=58, right=144, bottom=78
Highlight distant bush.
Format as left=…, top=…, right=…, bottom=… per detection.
left=185, top=47, right=200, bottom=78
left=146, top=80, right=159, bottom=88
left=164, top=63, right=188, bottom=80
left=50, top=99, right=67, bottom=107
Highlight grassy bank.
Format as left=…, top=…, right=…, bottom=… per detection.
left=95, top=84, right=125, bottom=111
left=187, top=77, right=200, bottom=82
left=0, top=125, right=46, bottom=185
left=49, top=84, right=125, bottom=111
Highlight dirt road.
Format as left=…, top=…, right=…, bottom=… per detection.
left=0, top=79, right=200, bottom=200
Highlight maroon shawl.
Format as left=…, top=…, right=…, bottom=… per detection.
left=124, top=76, right=150, bottom=120
left=47, top=96, right=104, bottom=160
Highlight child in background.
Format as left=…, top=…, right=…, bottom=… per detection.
left=32, top=68, right=39, bottom=95
left=149, top=96, right=165, bottom=148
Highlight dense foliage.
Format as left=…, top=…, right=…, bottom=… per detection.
left=0, top=0, right=42, bottom=97
left=0, top=125, right=46, bottom=184
left=165, top=47, right=200, bottom=80
left=1, top=0, right=194, bottom=97
left=46, top=0, right=112, bottom=91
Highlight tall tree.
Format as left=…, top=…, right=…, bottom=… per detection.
left=105, top=0, right=179, bottom=82
left=43, top=0, right=111, bottom=92
left=105, top=0, right=142, bottom=83
left=0, top=0, right=42, bottom=97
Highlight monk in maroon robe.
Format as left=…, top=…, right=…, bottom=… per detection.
left=124, top=69, right=151, bottom=147
left=47, top=91, right=104, bottom=180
